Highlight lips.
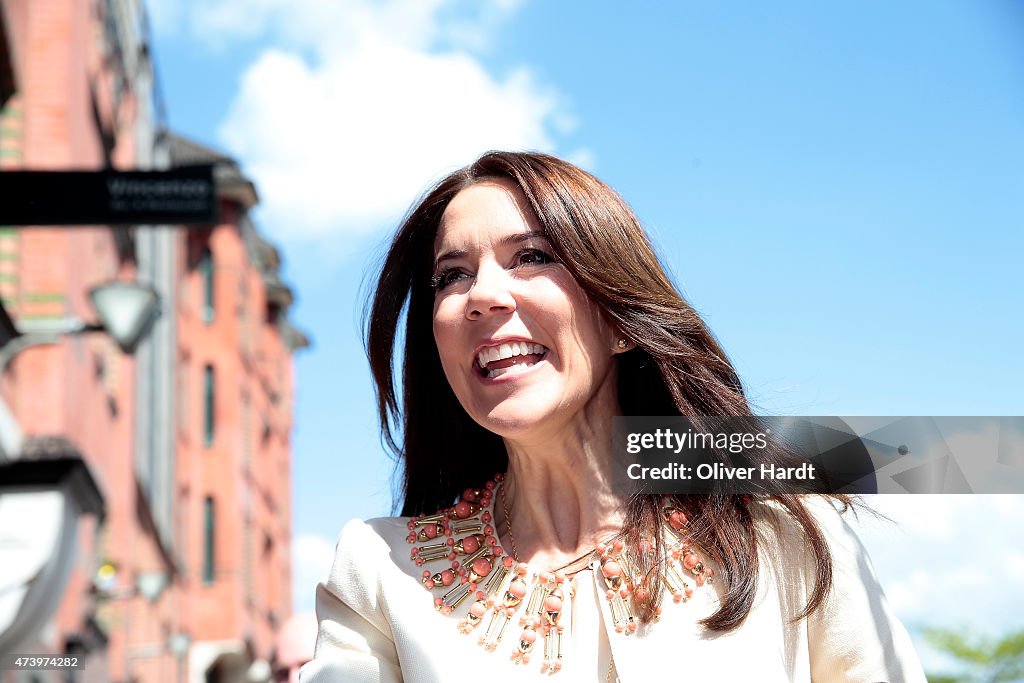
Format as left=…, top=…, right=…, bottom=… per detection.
left=475, top=340, right=549, bottom=379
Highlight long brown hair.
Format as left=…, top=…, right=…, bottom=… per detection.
left=366, top=151, right=845, bottom=631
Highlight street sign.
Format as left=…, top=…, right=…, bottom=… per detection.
left=0, top=166, right=218, bottom=225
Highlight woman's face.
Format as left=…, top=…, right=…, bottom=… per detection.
left=431, top=178, right=622, bottom=440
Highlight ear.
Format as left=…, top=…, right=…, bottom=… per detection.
left=599, top=311, right=631, bottom=355
left=612, top=335, right=633, bottom=354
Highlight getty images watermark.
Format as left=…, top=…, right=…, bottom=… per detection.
left=612, top=416, right=1024, bottom=495
left=625, top=427, right=817, bottom=483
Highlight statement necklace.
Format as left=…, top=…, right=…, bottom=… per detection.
left=405, top=473, right=714, bottom=676
left=501, top=480, right=619, bottom=683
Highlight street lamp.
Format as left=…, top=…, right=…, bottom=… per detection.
left=0, top=280, right=159, bottom=462
left=0, top=280, right=161, bottom=656
left=9, top=280, right=160, bottom=356
left=88, top=281, right=160, bottom=354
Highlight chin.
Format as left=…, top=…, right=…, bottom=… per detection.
left=476, top=404, right=554, bottom=440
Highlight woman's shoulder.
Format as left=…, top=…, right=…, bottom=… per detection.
left=337, top=516, right=413, bottom=549
left=747, top=495, right=873, bottom=590
left=749, top=495, right=861, bottom=552
left=306, top=518, right=415, bottom=682
left=326, top=516, right=409, bottom=566
left=322, top=516, right=420, bottom=608
left=331, top=516, right=416, bottom=565
left=742, top=496, right=876, bottom=627
left=748, top=496, right=926, bottom=681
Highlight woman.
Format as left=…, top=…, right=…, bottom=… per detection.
left=301, top=152, right=925, bottom=682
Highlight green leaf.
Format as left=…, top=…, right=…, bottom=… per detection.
left=925, top=627, right=992, bottom=665
left=924, top=673, right=967, bottom=683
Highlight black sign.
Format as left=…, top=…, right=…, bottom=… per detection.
left=0, top=166, right=218, bottom=226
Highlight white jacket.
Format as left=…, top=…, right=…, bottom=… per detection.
left=301, top=499, right=925, bottom=682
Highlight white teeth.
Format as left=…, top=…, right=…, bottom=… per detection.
left=475, top=341, right=548, bottom=369
left=487, top=362, right=536, bottom=379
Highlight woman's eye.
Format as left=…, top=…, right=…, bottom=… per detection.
left=514, top=249, right=552, bottom=267
left=431, top=250, right=551, bottom=291
left=431, top=268, right=468, bottom=291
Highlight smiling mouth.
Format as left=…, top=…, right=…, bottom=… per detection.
left=475, top=341, right=549, bottom=379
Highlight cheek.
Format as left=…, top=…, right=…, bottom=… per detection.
left=432, top=303, right=464, bottom=373
left=546, top=281, right=615, bottom=359
left=431, top=297, right=450, bottom=340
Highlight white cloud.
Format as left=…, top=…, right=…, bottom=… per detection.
left=990, top=495, right=1024, bottom=517
left=854, top=496, right=1024, bottom=637
left=156, top=0, right=584, bottom=242
left=884, top=570, right=931, bottom=615
left=291, top=533, right=337, bottom=612
left=1007, top=552, right=1024, bottom=581
left=856, top=494, right=972, bottom=540
left=219, top=46, right=562, bottom=239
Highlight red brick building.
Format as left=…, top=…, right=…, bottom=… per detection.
left=0, top=1, right=305, bottom=681
left=170, top=133, right=306, bottom=682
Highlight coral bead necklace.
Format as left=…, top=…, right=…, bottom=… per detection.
left=501, top=479, right=619, bottom=682
left=406, top=473, right=714, bottom=677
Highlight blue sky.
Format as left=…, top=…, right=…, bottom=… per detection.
left=149, top=0, right=1023, bottom=673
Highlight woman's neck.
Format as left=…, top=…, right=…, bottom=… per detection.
left=496, top=401, right=627, bottom=570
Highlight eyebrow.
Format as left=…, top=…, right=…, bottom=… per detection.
left=432, top=231, right=549, bottom=271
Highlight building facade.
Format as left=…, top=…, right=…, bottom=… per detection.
left=170, top=134, right=305, bottom=682
left=0, top=1, right=304, bottom=681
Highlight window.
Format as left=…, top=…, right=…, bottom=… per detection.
left=178, top=353, right=189, bottom=435
left=199, top=247, right=214, bottom=323
left=203, top=496, right=216, bottom=584
left=203, top=365, right=215, bottom=446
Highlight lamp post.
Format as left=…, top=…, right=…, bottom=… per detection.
left=0, top=280, right=161, bottom=656
left=3, top=280, right=159, bottom=356
left=0, top=280, right=159, bottom=463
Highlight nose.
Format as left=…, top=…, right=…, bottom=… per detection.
left=465, top=263, right=516, bottom=320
